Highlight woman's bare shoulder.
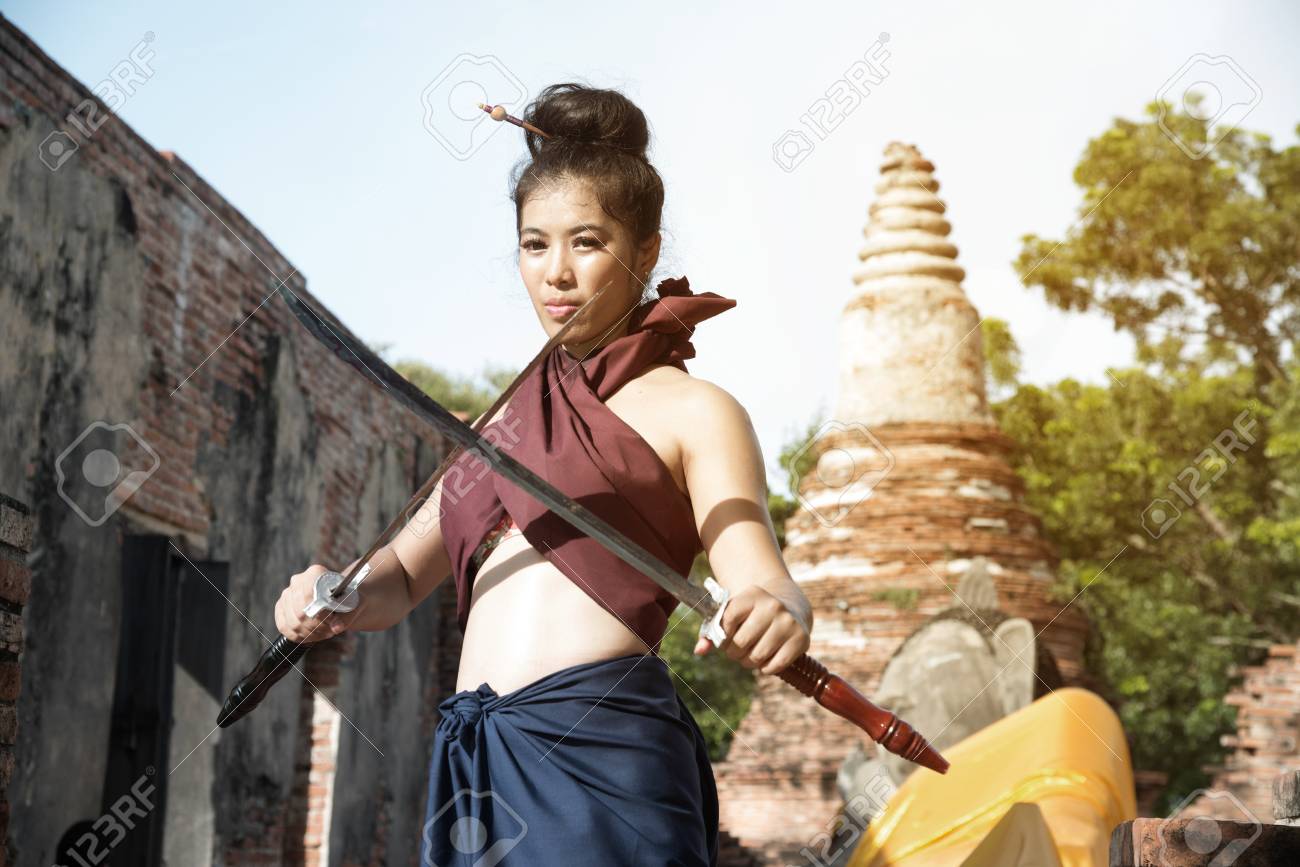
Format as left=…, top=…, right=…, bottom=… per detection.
left=640, top=366, right=753, bottom=432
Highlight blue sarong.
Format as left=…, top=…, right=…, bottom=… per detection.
left=421, top=651, right=720, bottom=866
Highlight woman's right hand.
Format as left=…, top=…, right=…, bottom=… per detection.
left=274, top=564, right=362, bottom=643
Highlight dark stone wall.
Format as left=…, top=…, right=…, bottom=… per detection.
left=0, top=14, right=460, bottom=866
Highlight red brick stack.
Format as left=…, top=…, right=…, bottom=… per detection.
left=0, top=493, right=31, bottom=867
left=1181, top=643, right=1300, bottom=824
left=0, top=495, right=32, bottom=867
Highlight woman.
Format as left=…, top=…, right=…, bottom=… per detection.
left=274, top=83, right=814, bottom=866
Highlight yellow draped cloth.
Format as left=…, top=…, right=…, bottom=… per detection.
left=847, top=688, right=1137, bottom=867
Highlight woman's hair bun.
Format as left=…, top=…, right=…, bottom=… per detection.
left=511, top=82, right=664, bottom=246
left=522, top=83, right=650, bottom=160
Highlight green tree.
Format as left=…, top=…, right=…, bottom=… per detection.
left=1013, top=96, right=1299, bottom=511
left=392, top=360, right=515, bottom=418
left=981, top=318, right=1022, bottom=402
left=999, top=100, right=1299, bottom=807
left=991, top=349, right=1293, bottom=802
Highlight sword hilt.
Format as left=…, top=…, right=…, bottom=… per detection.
left=778, top=653, right=949, bottom=774
left=217, top=634, right=311, bottom=728
left=218, top=569, right=359, bottom=727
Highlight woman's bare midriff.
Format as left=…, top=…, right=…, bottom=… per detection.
left=454, top=363, right=690, bottom=696
left=454, top=526, right=656, bottom=695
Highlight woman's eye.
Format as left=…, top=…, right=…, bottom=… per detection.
left=520, top=236, right=600, bottom=251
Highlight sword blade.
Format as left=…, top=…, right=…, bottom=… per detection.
left=234, top=284, right=952, bottom=775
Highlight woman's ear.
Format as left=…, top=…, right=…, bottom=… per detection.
left=636, top=231, right=662, bottom=282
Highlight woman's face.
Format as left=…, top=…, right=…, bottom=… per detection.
left=517, top=177, right=659, bottom=355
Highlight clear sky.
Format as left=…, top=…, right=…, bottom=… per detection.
left=6, top=1, right=1298, bottom=487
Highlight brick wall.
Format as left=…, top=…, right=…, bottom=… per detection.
left=1, top=13, right=459, bottom=865
left=0, top=495, right=32, bottom=867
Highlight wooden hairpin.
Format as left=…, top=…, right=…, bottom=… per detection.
left=476, top=103, right=552, bottom=140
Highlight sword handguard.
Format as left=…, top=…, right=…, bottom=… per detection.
left=697, top=576, right=731, bottom=646
left=303, top=565, right=367, bottom=617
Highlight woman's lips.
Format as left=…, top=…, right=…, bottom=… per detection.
left=544, top=303, right=580, bottom=320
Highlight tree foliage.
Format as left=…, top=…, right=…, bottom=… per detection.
left=997, top=99, right=1300, bottom=807
left=1013, top=93, right=1298, bottom=420
left=392, top=360, right=515, bottom=418
left=991, top=351, right=1297, bottom=802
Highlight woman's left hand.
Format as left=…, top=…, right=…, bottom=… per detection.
left=693, top=584, right=812, bottom=676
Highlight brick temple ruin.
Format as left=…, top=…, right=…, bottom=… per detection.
left=711, top=142, right=1091, bottom=865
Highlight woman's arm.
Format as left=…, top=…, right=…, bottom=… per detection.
left=677, top=380, right=813, bottom=675
left=274, top=479, right=455, bottom=640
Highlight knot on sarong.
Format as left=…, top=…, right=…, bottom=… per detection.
left=437, top=684, right=497, bottom=742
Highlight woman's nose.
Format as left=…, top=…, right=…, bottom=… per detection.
left=543, top=248, right=573, bottom=287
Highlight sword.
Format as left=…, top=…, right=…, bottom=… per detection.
left=222, top=285, right=951, bottom=775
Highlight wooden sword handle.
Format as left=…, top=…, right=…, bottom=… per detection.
left=778, top=653, right=949, bottom=774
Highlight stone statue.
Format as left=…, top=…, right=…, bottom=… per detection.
left=838, top=558, right=1063, bottom=802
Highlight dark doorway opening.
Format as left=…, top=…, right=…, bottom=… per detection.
left=62, top=535, right=230, bottom=867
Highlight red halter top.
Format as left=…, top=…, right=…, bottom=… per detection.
left=437, top=276, right=736, bottom=652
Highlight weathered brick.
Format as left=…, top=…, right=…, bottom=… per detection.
left=0, top=559, right=29, bottom=608
left=0, top=616, right=20, bottom=657
left=1110, top=817, right=1300, bottom=865
left=0, top=502, right=31, bottom=553
left=0, top=666, right=17, bottom=703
